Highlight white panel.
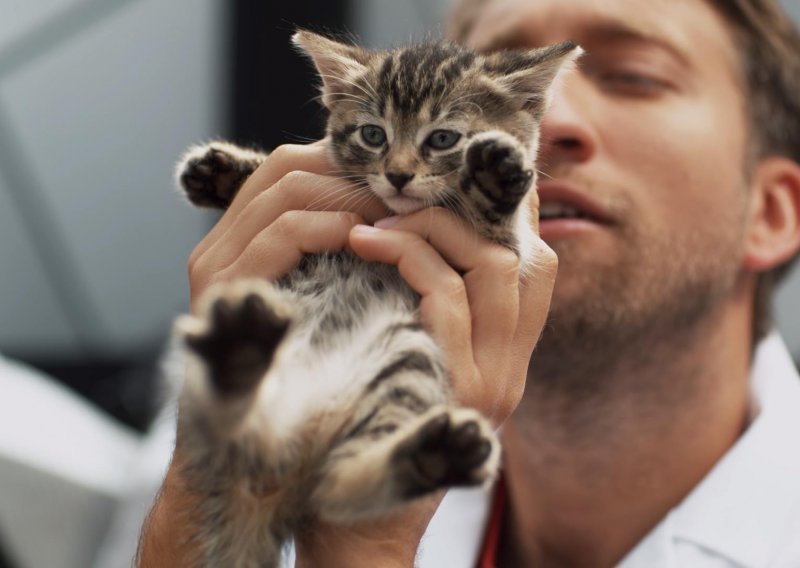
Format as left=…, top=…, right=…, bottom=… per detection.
left=0, top=359, right=139, bottom=567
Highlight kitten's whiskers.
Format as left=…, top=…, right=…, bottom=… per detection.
left=316, top=91, right=372, bottom=107
left=317, top=73, right=379, bottom=104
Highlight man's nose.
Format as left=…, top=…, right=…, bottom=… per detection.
left=538, top=78, right=597, bottom=166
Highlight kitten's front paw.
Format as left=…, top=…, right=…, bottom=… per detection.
left=180, top=281, right=293, bottom=397
left=177, top=142, right=261, bottom=209
left=466, top=132, right=534, bottom=213
left=393, top=408, right=500, bottom=497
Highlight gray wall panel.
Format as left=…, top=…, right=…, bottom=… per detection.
left=0, top=0, right=223, bottom=357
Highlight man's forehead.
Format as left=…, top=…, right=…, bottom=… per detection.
left=464, top=0, right=729, bottom=63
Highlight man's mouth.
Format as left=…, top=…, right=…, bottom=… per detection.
left=539, top=202, right=592, bottom=221
left=536, top=181, right=613, bottom=236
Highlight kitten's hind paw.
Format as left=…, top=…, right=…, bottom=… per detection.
left=179, top=281, right=292, bottom=397
left=176, top=141, right=265, bottom=209
left=466, top=132, right=534, bottom=215
left=393, top=408, right=500, bottom=498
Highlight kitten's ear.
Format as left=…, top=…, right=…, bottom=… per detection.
left=484, top=41, right=583, bottom=113
left=292, top=30, right=372, bottom=109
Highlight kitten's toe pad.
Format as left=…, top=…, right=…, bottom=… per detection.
left=394, top=408, right=500, bottom=496
left=180, top=281, right=293, bottom=397
left=466, top=132, right=534, bottom=204
left=177, top=142, right=251, bottom=209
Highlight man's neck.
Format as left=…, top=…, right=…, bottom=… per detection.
left=499, top=295, right=753, bottom=568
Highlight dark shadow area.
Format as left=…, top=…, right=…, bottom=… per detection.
left=0, top=527, right=18, bottom=568
left=231, top=0, right=352, bottom=150
left=32, top=348, right=164, bottom=433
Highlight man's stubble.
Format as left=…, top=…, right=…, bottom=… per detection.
left=527, top=183, right=749, bottom=403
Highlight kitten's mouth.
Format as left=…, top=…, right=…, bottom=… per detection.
left=384, top=195, right=427, bottom=215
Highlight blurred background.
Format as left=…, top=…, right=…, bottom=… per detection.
left=0, top=0, right=799, bottom=566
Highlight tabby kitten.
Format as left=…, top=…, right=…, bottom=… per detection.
left=174, top=30, right=580, bottom=567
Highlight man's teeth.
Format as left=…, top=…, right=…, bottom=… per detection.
left=539, top=202, right=584, bottom=219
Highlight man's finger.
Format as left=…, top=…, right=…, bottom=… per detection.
left=192, top=143, right=337, bottom=263
left=190, top=211, right=365, bottom=309
left=189, top=170, right=387, bottom=285
left=348, top=225, right=479, bottom=404
left=370, top=210, right=522, bottom=379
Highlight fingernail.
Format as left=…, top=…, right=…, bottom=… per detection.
left=352, top=224, right=383, bottom=235
left=375, top=215, right=402, bottom=229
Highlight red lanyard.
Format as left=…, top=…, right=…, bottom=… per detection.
left=477, top=475, right=506, bottom=568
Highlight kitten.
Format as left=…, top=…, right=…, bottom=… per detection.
left=174, top=30, right=580, bottom=567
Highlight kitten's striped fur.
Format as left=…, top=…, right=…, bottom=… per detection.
left=175, top=30, right=581, bottom=567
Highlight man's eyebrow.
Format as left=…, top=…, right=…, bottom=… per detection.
left=582, top=21, right=693, bottom=68
left=480, top=17, right=692, bottom=69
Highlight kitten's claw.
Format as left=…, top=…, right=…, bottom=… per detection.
left=181, top=281, right=292, bottom=397
left=466, top=132, right=534, bottom=212
left=176, top=142, right=263, bottom=209
left=393, top=408, right=500, bottom=497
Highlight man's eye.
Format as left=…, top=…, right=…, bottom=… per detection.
left=361, top=125, right=387, bottom=147
left=601, top=72, right=669, bottom=95
left=425, top=130, right=462, bottom=150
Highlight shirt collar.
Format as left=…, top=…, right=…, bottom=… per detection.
left=418, top=485, right=493, bottom=567
left=669, top=332, right=800, bottom=567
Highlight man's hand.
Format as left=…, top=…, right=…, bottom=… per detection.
left=186, top=141, right=389, bottom=307
left=137, top=140, right=557, bottom=567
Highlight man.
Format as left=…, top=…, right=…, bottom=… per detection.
left=138, top=0, right=800, bottom=566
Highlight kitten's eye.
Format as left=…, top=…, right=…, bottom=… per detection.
left=425, top=130, right=461, bottom=150
left=360, top=125, right=387, bottom=147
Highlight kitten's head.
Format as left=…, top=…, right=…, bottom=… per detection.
left=293, top=30, right=581, bottom=215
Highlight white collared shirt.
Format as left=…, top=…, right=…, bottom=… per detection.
left=418, top=332, right=800, bottom=568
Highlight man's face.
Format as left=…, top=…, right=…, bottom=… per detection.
left=467, top=0, right=753, bottom=367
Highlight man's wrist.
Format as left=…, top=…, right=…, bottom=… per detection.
left=294, top=495, right=442, bottom=568
left=136, top=460, right=196, bottom=567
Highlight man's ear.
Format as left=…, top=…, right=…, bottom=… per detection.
left=742, top=157, right=800, bottom=272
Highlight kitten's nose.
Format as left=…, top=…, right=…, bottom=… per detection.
left=385, top=171, right=415, bottom=192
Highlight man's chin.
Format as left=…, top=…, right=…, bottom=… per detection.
left=547, top=265, right=614, bottom=313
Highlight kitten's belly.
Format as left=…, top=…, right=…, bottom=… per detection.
left=253, top=252, right=421, bottom=447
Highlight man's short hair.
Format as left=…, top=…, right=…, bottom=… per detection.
left=447, top=0, right=800, bottom=341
